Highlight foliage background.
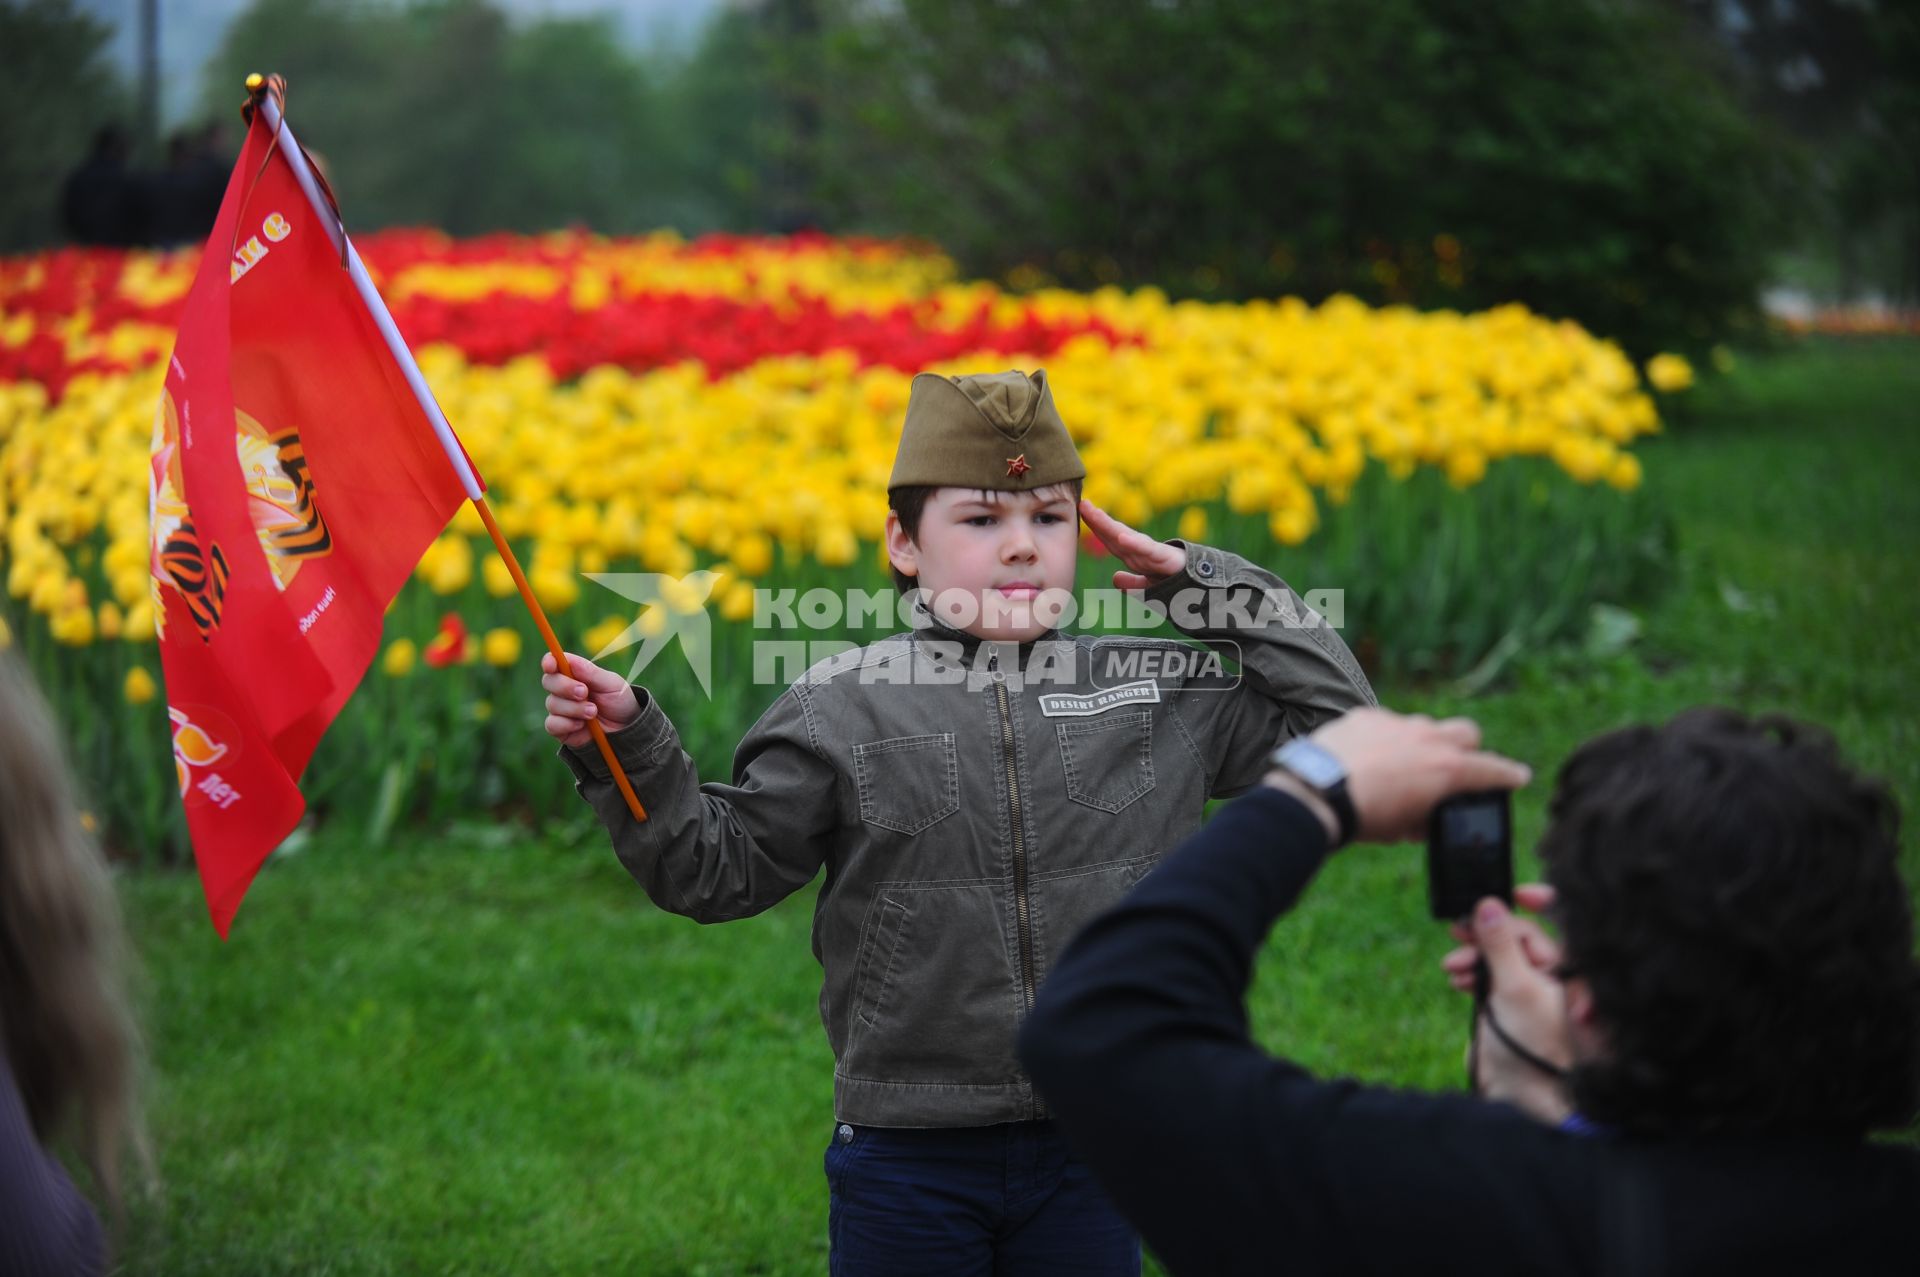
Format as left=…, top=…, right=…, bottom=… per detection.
left=7, top=0, right=1919, bottom=352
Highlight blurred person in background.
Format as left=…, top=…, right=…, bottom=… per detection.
left=1021, top=707, right=1920, bottom=1275
left=0, top=652, right=147, bottom=1275
left=148, top=122, right=232, bottom=249
left=59, top=125, right=147, bottom=248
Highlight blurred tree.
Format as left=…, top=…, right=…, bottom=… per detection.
left=801, top=0, right=1793, bottom=354
left=0, top=0, right=130, bottom=251
left=650, top=4, right=785, bottom=231
left=200, top=0, right=673, bottom=234
left=495, top=17, right=670, bottom=234
left=1675, top=0, right=1919, bottom=303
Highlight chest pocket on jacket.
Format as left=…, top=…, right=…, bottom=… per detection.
left=1056, top=709, right=1155, bottom=813
left=853, top=733, right=961, bottom=835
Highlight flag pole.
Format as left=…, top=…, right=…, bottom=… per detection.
left=244, top=74, right=648, bottom=823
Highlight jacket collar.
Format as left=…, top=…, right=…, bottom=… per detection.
left=907, top=593, right=1064, bottom=666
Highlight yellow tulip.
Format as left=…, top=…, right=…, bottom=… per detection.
left=532, top=567, right=579, bottom=613
left=1606, top=453, right=1643, bottom=492
left=1645, top=353, right=1694, bottom=394
left=383, top=638, right=418, bottom=677
left=816, top=525, right=859, bottom=568
left=449, top=501, right=487, bottom=536
left=482, top=627, right=523, bottom=667
left=583, top=615, right=629, bottom=655
left=29, top=570, right=64, bottom=615
left=1268, top=506, right=1315, bottom=547
left=1176, top=506, right=1209, bottom=543
left=720, top=580, right=756, bottom=622
left=483, top=555, right=517, bottom=598
left=425, top=536, right=474, bottom=595
left=51, top=606, right=95, bottom=645
left=124, top=665, right=157, bottom=705
left=1444, top=451, right=1487, bottom=489
left=122, top=600, right=155, bottom=642
left=111, top=568, right=147, bottom=607
left=659, top=574, right=710, bottom=615
left=97, top=600, right=124, bottom=640
left=732, top=533, right=773, bottom=577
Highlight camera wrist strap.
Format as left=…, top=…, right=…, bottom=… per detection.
left=1468, top=957, right=1569, bottom=1091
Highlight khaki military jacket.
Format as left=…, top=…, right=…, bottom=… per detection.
left=562, top=540, right=1376, bottom=1126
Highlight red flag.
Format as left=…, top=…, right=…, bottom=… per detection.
left=151, top=113, right=469, bottom=936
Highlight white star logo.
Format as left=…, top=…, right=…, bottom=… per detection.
left=582, top=570, right=720, bottom=698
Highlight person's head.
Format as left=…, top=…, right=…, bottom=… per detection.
left=0, top=652, right=144, bottom=1218
left=88, top=124, right=130, bottom=165
left=1539, top=707, right=1919, bottom=1140
left=884, top=369, right=1086, bottom=643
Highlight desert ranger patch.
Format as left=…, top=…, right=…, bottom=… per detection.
left=1036, top=680, right=1162, bottom=718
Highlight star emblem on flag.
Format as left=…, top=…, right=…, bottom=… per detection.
left=1005, top=454, right=1031, bottom=478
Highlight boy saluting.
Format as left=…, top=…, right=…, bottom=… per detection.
left=541, top=369, right=1375, bottom=1274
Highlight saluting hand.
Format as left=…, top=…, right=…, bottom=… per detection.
left=1079, top=498, right=1188, bottom=591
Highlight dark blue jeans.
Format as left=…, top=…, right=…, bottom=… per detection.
left=825, top=1120, right=1141, bottom=1276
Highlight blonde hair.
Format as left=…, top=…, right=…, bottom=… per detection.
left=0, top=650, right=147, bottom=1220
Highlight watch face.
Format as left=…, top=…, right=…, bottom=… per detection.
left=1279, top=741, right=1344, bottom=789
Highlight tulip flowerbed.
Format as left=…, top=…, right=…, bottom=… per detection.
left=1, top=231, right=1678, bottom=859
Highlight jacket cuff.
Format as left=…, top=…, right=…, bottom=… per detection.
left=1143, top=539, right=1240, bottom=605
left=559, top=685, right=675, bottom=783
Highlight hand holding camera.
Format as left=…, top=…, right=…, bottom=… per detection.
left=1263, top=709, right=1574, bottom=1123
left=1260, top=708, right=1531, bottom=845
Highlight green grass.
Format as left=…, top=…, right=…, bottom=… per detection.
left=111, top=337, right=1920, bottom=1273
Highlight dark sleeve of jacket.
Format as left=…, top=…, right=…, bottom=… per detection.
left=1146, top=540, right=1377, bottom=796
left=560, top=683, right=840, bottom=923
left=0, top=1056, right=105, bottom=1277
left=1018, top=786, right=1596, bottom=1277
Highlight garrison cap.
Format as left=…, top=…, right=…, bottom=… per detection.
left=887, top=369, right=1085, bottom=492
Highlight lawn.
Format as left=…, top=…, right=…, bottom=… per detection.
left=112, top=336, right=1920, bottom=1273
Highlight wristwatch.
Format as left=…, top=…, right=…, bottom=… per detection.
left=1266, top=738, right=1357, bottom=849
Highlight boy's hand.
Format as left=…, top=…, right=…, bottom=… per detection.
left=540, top=651, right=640, bottom=749
left=1079, top=499, right=1188, bottom=591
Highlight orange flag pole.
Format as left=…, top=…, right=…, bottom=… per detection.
left=469, top=499, right=648, bottom=822
left=245, top=74, right=646, bottom=822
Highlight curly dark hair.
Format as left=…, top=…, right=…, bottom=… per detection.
left=1538, top=707, right=1920, bottom=1140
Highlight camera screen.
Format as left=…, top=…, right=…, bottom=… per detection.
left=1441, top=801, right=1504, bottom=848
left=1428, top=792, right=1512, bottom=919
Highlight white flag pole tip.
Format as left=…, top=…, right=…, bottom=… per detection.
left=245, top=79, right=485, bottom=503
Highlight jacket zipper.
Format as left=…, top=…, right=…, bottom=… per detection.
left=990, top=649, right=1038, bottom=1015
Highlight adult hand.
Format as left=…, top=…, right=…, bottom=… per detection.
left=1079, top=498, right=1187, bottom=591
left=1441, top=884, right=1562, bottom=993
left=1442, top=885, right=1574, bottom=1125
left=1271, top=707, right=1532, bottom=845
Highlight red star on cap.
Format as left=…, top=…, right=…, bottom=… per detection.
left=1005, top=454, right=1031, bottom=478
